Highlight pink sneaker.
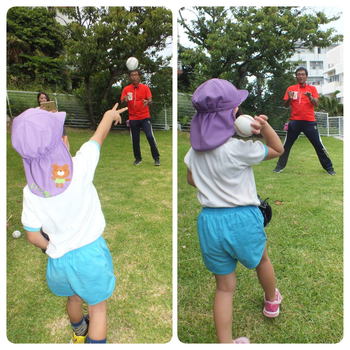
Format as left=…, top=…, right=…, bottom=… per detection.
left=263, top=288, right=283, bottom=317
left=233, top=337, right=250, bottom=344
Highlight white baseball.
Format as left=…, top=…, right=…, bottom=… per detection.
left=12, top=230, right=21, bottom=238
left=126, top=57, right=139, bottom=71
left=234, top=114, right=254, bottom=137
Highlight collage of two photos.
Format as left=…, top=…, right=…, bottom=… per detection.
left=6, top=5, right=344, bottom=345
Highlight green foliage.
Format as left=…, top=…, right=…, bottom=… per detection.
left=178, top=6, right=343, bottom=91
left=178, top=6, right=343, bottom=123
left=178, top=44, right=198, bottom=93
left=7, top=7, right=68, bottom=91
left=7, top=7, right=64, bottom=58
left=7, top=6, right=173, bottom=127
left=317, top=91, right=343, bottom=116
left=60, top=6, right=172, bottom=129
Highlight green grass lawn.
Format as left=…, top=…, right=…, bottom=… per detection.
left=177, top=132, right=343, bottom=344
left=7, top=127, right=172, bottom=343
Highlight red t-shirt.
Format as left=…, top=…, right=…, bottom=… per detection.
left=284, top=84, right=319, bottom=121
left=121, top=83, right=152, bottom=120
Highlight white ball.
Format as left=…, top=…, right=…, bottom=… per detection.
left=126, top=57, right=139, bottom=71
left=12, top=230, right=21, bottom=239
left=234, top=114, right=254, bottom=137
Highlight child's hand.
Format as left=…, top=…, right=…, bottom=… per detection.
left=105, top=102, right=128, bottom=125
left=251, top=115, right=268, bottom=135
left=91, top=103, right=128, bottom=147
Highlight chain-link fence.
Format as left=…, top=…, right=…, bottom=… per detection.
left=177, top=93, right=291, bottom=133
left=177, top=93, right=194, bottom=132
left=7, top=90, right=172, bottom=131
left=177, top=93, right=343, bottom=138
left=7, top=91, right=90, bottom=128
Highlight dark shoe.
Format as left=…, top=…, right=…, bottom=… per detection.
left=273, top=166, right=284, bottom=173
left=154, top=159, right=161, bottom=166
left=327, top=168, right=336, bottom=175
left=133, top=159, right=142, bottom=165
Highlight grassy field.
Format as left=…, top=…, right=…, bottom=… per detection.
left=6, top=127, right=172, bottom=344
left=177, top=132, right=343, bottom=344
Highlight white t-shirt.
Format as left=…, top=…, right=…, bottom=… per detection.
left=22, top=141, right=106, bottom=258
left=184, top=138, right=267, bottom=207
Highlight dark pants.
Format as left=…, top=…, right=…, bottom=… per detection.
left=277, top=120, right=333, bottom=171
left=129, top=118, right=160, bottom=161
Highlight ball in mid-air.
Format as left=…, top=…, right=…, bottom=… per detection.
left=12, top=230, right=21, bottom=238
left=234, top=114, right=254, bottom=137
left=126, top=57, right=139, bottom=71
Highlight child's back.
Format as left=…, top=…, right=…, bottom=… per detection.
left=185, top=137, right=266, bottom=208
left=21, top=138, right=105, bottom=258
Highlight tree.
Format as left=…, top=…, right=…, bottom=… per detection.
left=178, top=6, right=343, bottom=98
left=177, top=43, right=197, bottom=93
left=317, top=91, right=343, bottom=116
left=59, top=6, right=172, bottom=129
left=7, top=7, right=67, bottom=90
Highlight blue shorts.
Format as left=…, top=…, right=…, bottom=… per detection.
left=197, top=206, right=267, bottom=275
left=46, top=236, right=116, bottom=305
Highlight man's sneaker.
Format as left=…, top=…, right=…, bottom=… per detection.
left=273, top=166, right=284, bottom=173
left=133, top=159, right=142, bottom=165
left=233, top=337, right=250, bottom=344
left=327, top=168, right=336, bottom=175
left=263, top=288, right=283, bottom=318
left=154, top=159, right=161, bottom=166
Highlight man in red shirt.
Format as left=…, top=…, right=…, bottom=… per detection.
left=121, top=69, right=160, bottom=166
left=273, top=67, right=335, bottom=175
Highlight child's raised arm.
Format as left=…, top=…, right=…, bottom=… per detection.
left=90, top=103, right=128, bottom=147
left=251, top=115, right=284, bottom=160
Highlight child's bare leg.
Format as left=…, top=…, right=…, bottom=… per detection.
left=67, top=294, right=84, bottom=323
left=87, top=300, right=107, bottom=341
left=256, top=244, right=276, bottom=301
left=213, top=271, right=237, bottom=343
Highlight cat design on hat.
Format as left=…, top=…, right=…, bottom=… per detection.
left=51, top=164, right=71, bottom=188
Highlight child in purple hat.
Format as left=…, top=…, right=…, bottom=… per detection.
left=184, top=79, right=284, bottom=343
left=12, top=103, right=127, bottom=344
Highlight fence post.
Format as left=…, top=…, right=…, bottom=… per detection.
left=53, top=92, right=59, bottom=111
left=164, top=104, right=170, bottom=130
left=327, top=115, right=330, bottom=137
left=7, top=91, right=13, bottom=120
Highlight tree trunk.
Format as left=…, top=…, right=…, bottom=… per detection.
left=103, top=68, right=119, bottom=101
left=84, top=75, right=96, bottom=130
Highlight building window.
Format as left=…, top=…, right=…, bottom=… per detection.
left=310, top=61, right=323, bottom=70
left=330, top=75, right=340, bottom=82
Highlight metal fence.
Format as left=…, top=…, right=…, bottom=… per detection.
left=7, top=90, right=172, bottom=130
left=7, top=91, right=90, bottom=128
left=177, top=93, right=194, bottom=132
left=314, top=112, right=343, bottom=137
left=177, top=93, right=343, bottom=138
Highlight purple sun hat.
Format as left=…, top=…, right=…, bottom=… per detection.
left=190, top=79, right=249, bottom=151
left=11, top=108, right=73, bottom=198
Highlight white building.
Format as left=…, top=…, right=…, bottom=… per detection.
left=322, top=43, right=344, bottom=104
